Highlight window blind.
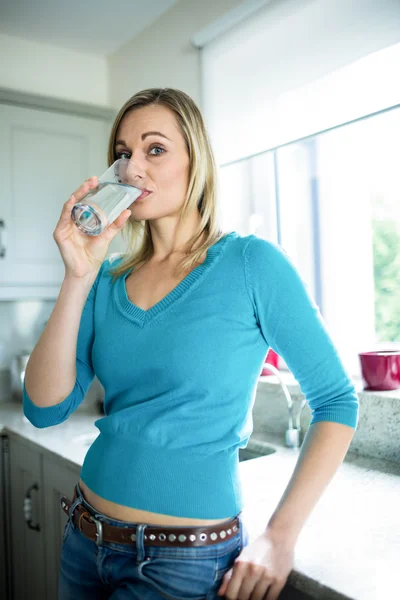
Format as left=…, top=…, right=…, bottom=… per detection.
left=200, top=0, right=400, bottom=165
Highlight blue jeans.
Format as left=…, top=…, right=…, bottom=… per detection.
left=58, top=482, right=250, bottom=599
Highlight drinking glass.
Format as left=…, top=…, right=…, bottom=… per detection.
left=71, top=158, right=142, bottom=236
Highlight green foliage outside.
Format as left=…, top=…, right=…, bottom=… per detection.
left=372, top=212, right=400, bottom=343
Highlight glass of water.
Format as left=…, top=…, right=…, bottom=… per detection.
left=71, top=158, right=142, bottom=236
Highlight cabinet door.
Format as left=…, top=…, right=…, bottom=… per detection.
left=42, top=455, right=80, bottom=599
left=0, top=435, right=11, bottom=600
left=8, top=436, right=46, bottom=600
left=0, top=103, right=112, bottom=297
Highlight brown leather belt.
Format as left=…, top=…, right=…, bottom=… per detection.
left=60, top=486, right=241, bottom=548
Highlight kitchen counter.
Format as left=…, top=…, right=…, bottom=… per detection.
left=240, top=434, right=400, bottom=600
left=0, top=402, right=101, bottom=470
left=1, top=401, right=399, bottom=600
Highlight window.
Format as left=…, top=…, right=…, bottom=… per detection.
left=198, top=0, right=400, bottom=378
left=218, top=105, right=400, bottom=377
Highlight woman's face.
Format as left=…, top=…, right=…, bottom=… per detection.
left=114, top=104, right=190, bottom=219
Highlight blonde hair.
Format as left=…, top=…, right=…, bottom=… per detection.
left=106, top=87, right=225, bottom=281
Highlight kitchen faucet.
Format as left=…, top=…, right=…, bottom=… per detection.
left=260, top=363, right=307, bottom=449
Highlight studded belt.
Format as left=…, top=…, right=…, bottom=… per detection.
left=60, top=487, right=241, bottom=548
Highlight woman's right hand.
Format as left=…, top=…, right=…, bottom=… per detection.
left=53, top=176, right=132, bottom=279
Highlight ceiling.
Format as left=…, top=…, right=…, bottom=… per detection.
left=0, top=0, right=179, bottom=56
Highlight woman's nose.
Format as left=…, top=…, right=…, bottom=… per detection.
left=119, top=157, right=146, bottom=185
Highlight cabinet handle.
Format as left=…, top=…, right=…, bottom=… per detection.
left=0, top=219, right=5, bottom=258
left=24, top=482, right=41, bottom=532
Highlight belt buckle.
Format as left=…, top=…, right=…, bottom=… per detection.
left=89, top=515, right=103, bottom=546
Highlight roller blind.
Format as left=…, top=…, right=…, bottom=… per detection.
left=200, top=0, right=400, bottom=165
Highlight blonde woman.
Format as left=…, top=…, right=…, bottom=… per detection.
left=23, top=88, right=359, bottom=600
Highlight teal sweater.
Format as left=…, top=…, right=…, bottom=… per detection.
left=23, top=232, right=359, bottom=519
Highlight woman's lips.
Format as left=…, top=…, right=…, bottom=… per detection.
left=136, top=189, right=152, bottom=201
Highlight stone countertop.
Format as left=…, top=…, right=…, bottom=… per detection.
left=240, top=434, right=400, bottom=600
left=1, top=402, right=399, bottom=600
left=0, top=401, right=101, bottom=470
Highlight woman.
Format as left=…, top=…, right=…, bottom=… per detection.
left=23, top=88, right=359, bottom=600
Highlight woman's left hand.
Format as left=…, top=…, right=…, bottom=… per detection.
left=217, top=528, right=295, bottom=599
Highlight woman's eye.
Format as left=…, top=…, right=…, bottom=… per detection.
left=116, top=147, right=165, bottom=160
left=149, top=146, right=165, bottom=156
left=117, top=152, right=131, bottom=160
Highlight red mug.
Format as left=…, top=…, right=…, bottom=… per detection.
left=358, top=350, right=400, bottom=391
left=261, top=349, right=279, bottom=376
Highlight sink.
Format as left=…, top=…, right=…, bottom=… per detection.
left=72, top=432, right=99, bottom=447
left=238, top=444, right=276, bottom=461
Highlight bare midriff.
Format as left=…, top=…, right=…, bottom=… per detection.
left=78, top=478, right=233, bottom=526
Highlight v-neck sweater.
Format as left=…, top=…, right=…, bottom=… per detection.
left=23, top=232, right=359, bottom=519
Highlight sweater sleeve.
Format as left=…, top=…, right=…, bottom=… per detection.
left=244, top=236, right=359, bottom=429
left=22, top=261, right=108, bottom=428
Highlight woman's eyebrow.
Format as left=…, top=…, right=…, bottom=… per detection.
left=115, top=131, right=171, bottom=147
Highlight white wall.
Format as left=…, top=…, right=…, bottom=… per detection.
left=0, top=33, right=109, bottom=106
left=108, top=0, right=244, bottom=110
left=0, top=1, right=244, bottom=110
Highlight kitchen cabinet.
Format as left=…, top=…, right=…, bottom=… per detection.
left=7, top=434, right=80, bottom=599
left=0, top=434, right=12, bottom=600
left=0, top=101, right=125, bottom=300
left=42, top=454, right=80, bottom=599
left=0, top=435, right=6, bottom=599
left=8, top=436, right=46, bottom=599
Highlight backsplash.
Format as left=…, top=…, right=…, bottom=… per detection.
left=252, top=381, right=400, bottom=465
left=0, top=299, right=102, bottom=410
left=0, top=299, right=54, bottom=367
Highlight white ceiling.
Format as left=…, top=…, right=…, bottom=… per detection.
left=0, top=0, right=179, bottom=56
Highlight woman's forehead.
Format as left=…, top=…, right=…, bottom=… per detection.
left=117, top=105, right=180, bottom=140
